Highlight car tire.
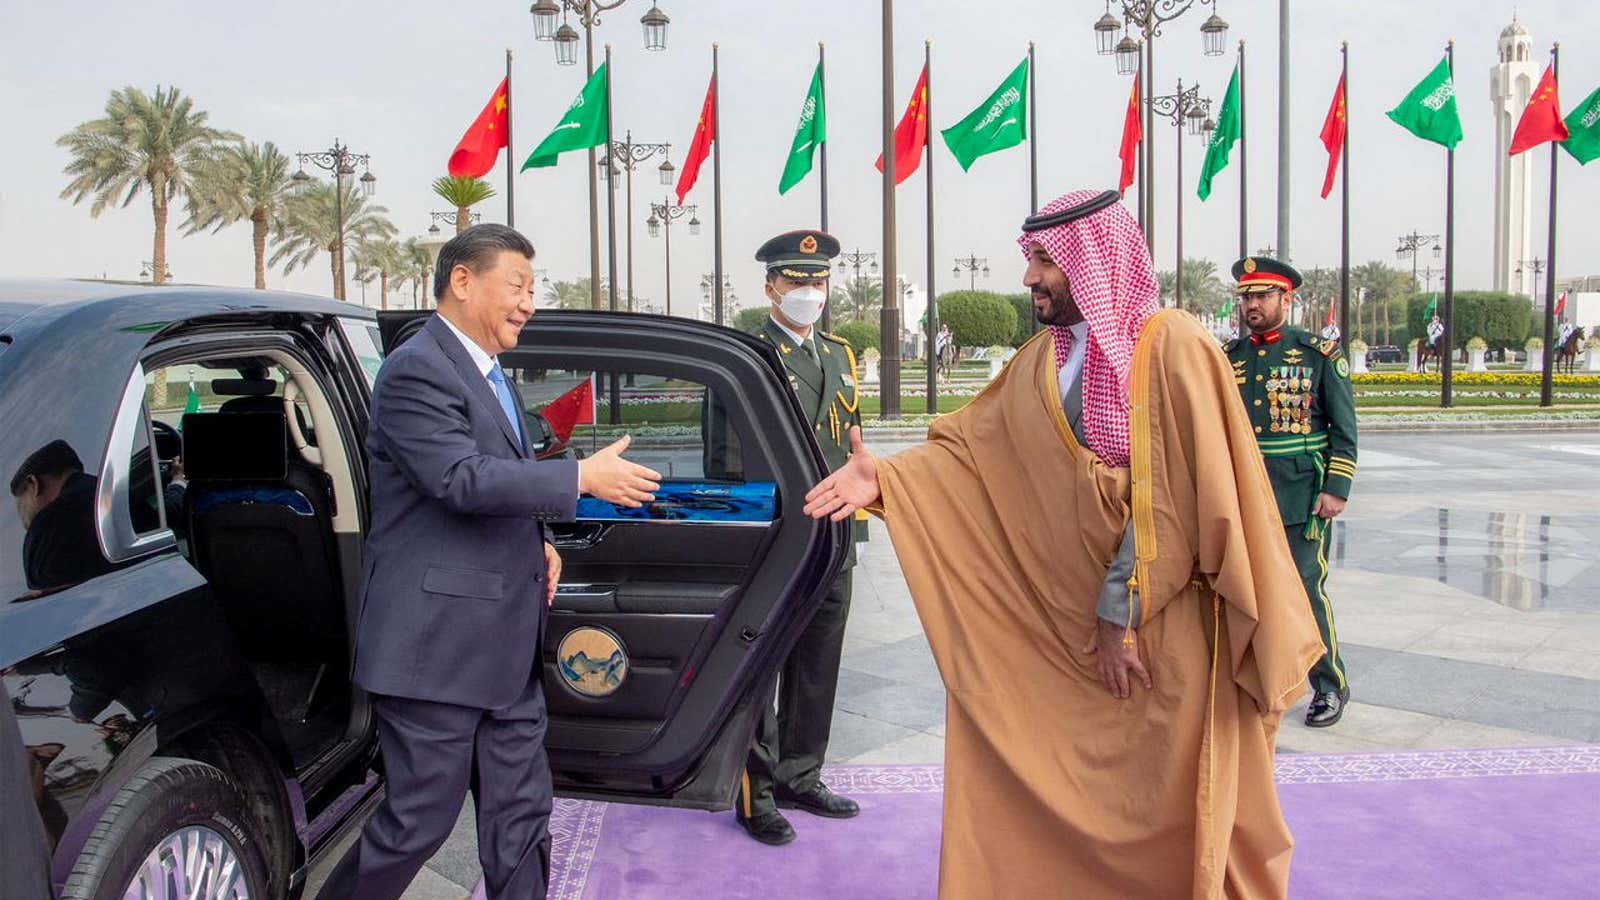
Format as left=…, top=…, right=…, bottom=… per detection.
left=60, top=757, right=272, bottom=900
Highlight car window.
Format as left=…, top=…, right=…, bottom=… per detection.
left=501, top=366, right=745, bottom=482
left=337, top=317, right=385, bottom=389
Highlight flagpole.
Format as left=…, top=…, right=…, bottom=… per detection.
left=1441, top=40, right=1456, bottom=408
left=925, top=38, right=937, bottom=416
left=1028, top=41, right=1038, bottom=214
left=712, top=43, right=725, bottom=326
left=820, top=41, right=831, bottom=333
left=604, top=44, right=621, bottom=425
left=1238, top=40, right=1247, bottom=259
left=505, top=48, right=515, bottom=228
left=880, top=0, right=900, bottom=420
left=1175, top=77, right=1184, bottom=312
left=1339, top=41, right=1351, bottom=346
left=1136, top=59, right=1146, bottom=234
left=604, top=45, right=619, bottom=313
left=1541, top=41, right=1560, bottom=408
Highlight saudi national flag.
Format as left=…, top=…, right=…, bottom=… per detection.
left=1387, top=56, right=1463, bottom=149
left=1219, top=297, right=1235, bottom=319
left=183, top=379, right=201, bottom=415
left=1198, top=65, right=1242, bottom=201
left=779, top=62, right=826, bottom=194
left=522, top=63, right=609, bottom=170
left=1562, top=83, right=1600, bottom=164
left=1425, top=293, right=1438, bottom=318
left=941, top=56, right=1029, bottom=171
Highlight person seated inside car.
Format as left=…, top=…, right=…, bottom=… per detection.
left=9, top=440, right=122, bottom=596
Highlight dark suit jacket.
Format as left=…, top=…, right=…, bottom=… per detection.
left=353, top=315, right=579, bottom=710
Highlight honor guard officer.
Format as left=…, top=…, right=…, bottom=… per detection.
left=733, top=229, right=867, bottom=844
left=1225, top=256, right=1358, bottom=728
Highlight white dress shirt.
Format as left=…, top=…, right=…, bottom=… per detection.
left=1056, top=321, right=1091, bottom=404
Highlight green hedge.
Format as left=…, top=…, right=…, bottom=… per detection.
left=830, top=321, right=880, bottom=354
left=1406, top=292, right=1533, bottom=352
left=938, top=291, right=1017, bottom=351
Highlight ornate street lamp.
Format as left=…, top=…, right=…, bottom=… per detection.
left=1200, top=12, right=1230, bottom=57
left=640, top=3, right=669, bottom=51
left=1114, top=36, right=1142, bottom=76
left=1149, top=79, right=1211, bottom=310
left=554, top=20, right=581, bottom=66
left=530, top=0, right=561, bottom=39
left=1094, top=3, right=1122, bottom=56
left=649, top=196, right=696, bottom=315
left=658, top=158, right=675, bottom=185
left=294, top=139, right=375, bottom=302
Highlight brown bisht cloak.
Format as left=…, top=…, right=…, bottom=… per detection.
left=876, top=310, right=1324, bottom=899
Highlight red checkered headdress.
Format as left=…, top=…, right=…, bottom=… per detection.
left=1017, top=190, right=1159, bottom=467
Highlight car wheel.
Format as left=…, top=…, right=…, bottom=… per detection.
left=61, top=757, right=271, bottom=900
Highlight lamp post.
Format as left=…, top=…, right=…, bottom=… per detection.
left=1148, top=79, right=1211, bottom=311
left=646, top=196, right=698, bottom=316
left=838, top=249, right=878, bottom=324
left=1394, top=230, right=1442, bottom=292
left=600, top=132, right=673, bottom=312
left=530, top=0, right=672, bottom=310
left=1517, top=257, right=1547, bottom=310
left=952, top=255, right=989, bottom=292
left=1092, top=0, right=1228, bottom=250
left=700, top=273, right=735, bottom=322
left=292, top=139, right=375, bottom=302
left=429, top=211, right=480, bottom=232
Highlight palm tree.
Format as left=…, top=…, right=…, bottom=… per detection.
left=1300, top=267, right=1342, bottom=332
left=830, top=276, right=883, bottom=323
left=431, top=176, right=496, bottom=234
left=352, top=238, right=408, bottom=310
left=545, top=278, right=605, bottom=310
left=270, top=181, right=397, bottom=300
left=1157, top=258, right=1228, bottom=314
left=184, top=141, right=295, bottom=289
left=387, top=238, right=434, bottom=308
left=57, top=85, right=235, bottom=284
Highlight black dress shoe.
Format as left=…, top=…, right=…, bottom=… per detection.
left=736, top=810, right=796, bottom=846
left=1305, top=687, right=1350, bottom=728
left=776, top=783, right=860, bottom=819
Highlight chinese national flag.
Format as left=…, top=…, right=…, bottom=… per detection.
left=542, top=376, right=596, bottom=445
left=676, top=75, right=716, bottom=204
left=1319, top=73, right=1348, bottom=199
left=1510, top=65, right=1570, bottom=155
left=448, top=77, right=510, bottom=179
left=875, top=63, right=930, bottom=185
left=1117, top=72, right=1142, bottom=194
left=1555, top=291, right=1568, bottom=317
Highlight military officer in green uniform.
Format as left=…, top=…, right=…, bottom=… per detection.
left=1225, top=256, right=1357, bottom=728
left=734, top=229, right=866, bottom=844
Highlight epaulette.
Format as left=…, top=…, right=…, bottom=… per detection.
left=1222, top=338, right=1240, bottom=353
left=818, top=331, right=852, bottom=349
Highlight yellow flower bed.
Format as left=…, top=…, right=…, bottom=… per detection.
left=1354, top=372, right=1600, bottom=387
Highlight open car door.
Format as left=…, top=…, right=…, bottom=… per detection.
left=375, top=311, right=847, bottom=809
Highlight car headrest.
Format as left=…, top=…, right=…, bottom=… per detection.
left=181, top=413, right=288, bottom=482
left=212, top=378, right=276, bottom=396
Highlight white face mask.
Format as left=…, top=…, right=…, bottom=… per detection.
left=777, top=285, right=827, bottom=327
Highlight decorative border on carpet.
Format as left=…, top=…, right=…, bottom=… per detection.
left=548, top=798, right=607, bottom=900
left=819, top=764, right=944, bottom=793
left=1274, top=745, right=1600, bottom=784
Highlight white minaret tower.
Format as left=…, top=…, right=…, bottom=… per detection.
left=1491, top=16, right=1539, bottom=297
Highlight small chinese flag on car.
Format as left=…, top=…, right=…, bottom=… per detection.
left=543, top=375, right=596, bottom=444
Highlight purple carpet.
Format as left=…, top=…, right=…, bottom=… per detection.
left=470, top=746, right=1600, bottom=900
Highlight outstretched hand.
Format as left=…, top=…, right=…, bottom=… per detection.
left=803, top=427, right=880, bottom=522
left=579, top=435, right=662, bottom=508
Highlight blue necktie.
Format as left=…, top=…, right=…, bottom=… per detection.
left=487, top=364, right=525, bottom=447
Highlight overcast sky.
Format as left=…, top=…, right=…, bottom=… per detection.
left=4, top=1, right=1599, bottom=315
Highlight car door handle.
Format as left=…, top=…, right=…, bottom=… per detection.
left=553, top=522, right=609, bottom=551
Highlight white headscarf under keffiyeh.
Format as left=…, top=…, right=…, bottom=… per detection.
left=1017, top=190, right=1160, bottom=467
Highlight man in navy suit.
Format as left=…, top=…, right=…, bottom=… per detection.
left=322, top=225, right=661, bottom=900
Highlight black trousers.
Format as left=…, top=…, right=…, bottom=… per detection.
left=319, top=675, right=552, bottom=900
left=740, top=571, right=852, bottom=818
